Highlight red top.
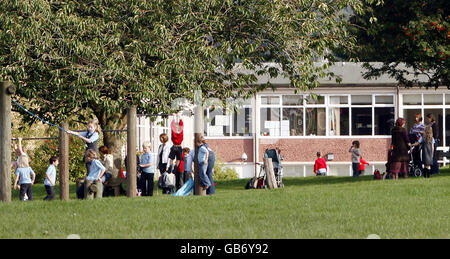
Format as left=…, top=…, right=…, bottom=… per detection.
left=359, top=158, right=370, bottom=171
left=178, top=152, right=185, bottom=172
left=314, top=157, right=327, bottom=174
left=171, top=119, right=184, bottom=145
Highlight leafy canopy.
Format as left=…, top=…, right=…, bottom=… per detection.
left=348, top=0, right=449, bottom=88
left=1, top=0, right=380, bottom=126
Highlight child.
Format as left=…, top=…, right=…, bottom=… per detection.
left=84, top=149, right=106, bottom=200
left=140, top=141, right=155, bottom=196
left=349, top=140, right=361, bottom=178
left=67, top=120, right=100, bottom=175
left=314, top=152, right=327, bottom=176
left=44, top=156, right=58, bottom=201
left=358, top=156, right=370, bottom=175
left=12, top=137, right=29, bottom=170
left=14, top=155, right=35, bottom=201
left=182, top=147, right=195, bottom=182
left=419, top=126, right=434, bottom=178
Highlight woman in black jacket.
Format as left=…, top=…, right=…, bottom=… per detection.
left=390, top=118, right=410, bottom=180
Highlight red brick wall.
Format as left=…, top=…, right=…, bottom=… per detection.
left=259, top=138, right=391, bottom=162
left=205, top=137, right=391, bottom=163
left=205, top=139, right=254, bottom=162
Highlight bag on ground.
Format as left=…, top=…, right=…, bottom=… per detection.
left=172, top=178, right=194, bottom=196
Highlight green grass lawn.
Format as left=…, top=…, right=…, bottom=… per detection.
left=1, top=167, right=449, bottom=239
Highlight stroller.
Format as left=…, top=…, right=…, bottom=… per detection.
left=252, top=148, right=284, bottom=188
left=408, top=133, right=423, bottom=177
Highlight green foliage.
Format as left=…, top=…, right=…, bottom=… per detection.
left=213, top=158, right=239, bottom=181
left=348, top=0, right=449, bottom=88
left=1, top=0, right=378, bottom=124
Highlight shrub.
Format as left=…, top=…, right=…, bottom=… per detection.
left=213, top=158, right=239, bottom=180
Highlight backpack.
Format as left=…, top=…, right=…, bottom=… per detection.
left=373, top=169, right=381, bottom=180
left=159, top=172, right=175, bottom=188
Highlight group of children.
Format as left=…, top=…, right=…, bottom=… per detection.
left=13, top=119, right=103, bottom=201
left=314, top=140, right=370, bottom=177
left=13, top=138, right=59, bottom=201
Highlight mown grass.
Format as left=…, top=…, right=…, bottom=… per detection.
left=1, top=167, right=449, bottom=239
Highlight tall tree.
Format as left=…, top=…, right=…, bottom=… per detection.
left=1, top=0, right=379, bottom=164
left=347, top=0, right=449, bottom=88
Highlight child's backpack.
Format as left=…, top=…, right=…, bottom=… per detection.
left=373, top=169, right=381, bottom=180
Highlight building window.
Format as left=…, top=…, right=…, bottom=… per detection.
left=282, top=108, right=303, bottom=136
left=352, top=107, right=372, bottom=135
left=205, top=99, right=253, bottom=137
left=401, top=93, right=448, bottom=148
left=207, top=107, right=230, bottom=137
left=306, top=108, right=326, bottom=136
left=424, top=94, right=443, bottom=105
left=375, top=107, right=395, bottom=135
left=403, top=109, right=422, bottom=132
left=260, top=107, right=281, bottom=136
left=403, top=94, right=421, bottom=105
left=258, top=93, right=395, bottom=137
left=424, top=108, right=443, bottom=147
left=233, top=107, right=253, bottom=136
left=329, top=107, right=349, bottom=136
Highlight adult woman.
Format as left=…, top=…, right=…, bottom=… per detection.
left=156, top=133, right=171, bottom=194
left=409, top=113, right=425, bottom=137
left=409, top=113, right=425, bottom=169
left=425, top=113, right=439, bottom=175
left=196, top=136, right=211, bottom=191
left=390, top=118, right=410, bottom=180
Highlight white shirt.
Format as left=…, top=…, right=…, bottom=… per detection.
left=44, top=164, right=56, bottom=186
left=156, top=144, right=171, bottom=167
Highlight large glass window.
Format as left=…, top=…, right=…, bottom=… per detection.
left=207, top=107, right=230, bottom=137
left=260, top=107, right=281, bottom=136
left=232, top=107, right=253, bottom=136
left=258, top=94, right=395, bottom=137
left=306, top=108, right=326, bottom=136
left=282, top=108, right=303, bottom=136
left=352, top=108, right=372, bottom=135
left=424, top=109, right=443, bottom=147
left=329, top=107, right=349, bottom=136
left=403, top=109, right=422, bottom=133
left=204, top=99, right=253, bottom=137
left=375, top=107, right=395, bottom=135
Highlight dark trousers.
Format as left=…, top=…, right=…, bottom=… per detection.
left=175, top=169, right=184, bottom=191
left=19, top=184, right=33, bottom=201
left=352, top=163, right=360, bottom=178
left=44, top=185, right=55, bottom=200
left=206, top=153, right=215, bottom=195
left=142, top=173, right=154, bottom=196
left=431, top=141, right=439, bottom=174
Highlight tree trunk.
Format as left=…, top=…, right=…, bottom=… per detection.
left=97, top=110, right=127, bottom=191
